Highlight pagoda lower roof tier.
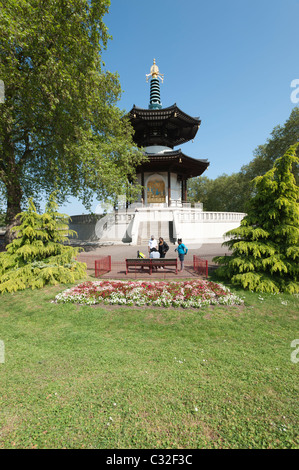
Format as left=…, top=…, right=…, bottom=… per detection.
left=128, top=104, right=201, bottom=148
left=136, top=149, right=209, bottom=179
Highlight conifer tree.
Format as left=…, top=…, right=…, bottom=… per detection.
left=213, top=144, right=299, bottom=294
left=0, top=194, right=86, bottom=293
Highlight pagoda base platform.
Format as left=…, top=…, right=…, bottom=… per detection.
left=68, top=207, right=245, bottom=246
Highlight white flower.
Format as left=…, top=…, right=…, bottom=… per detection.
left=54, top=279, right=244, bottom=308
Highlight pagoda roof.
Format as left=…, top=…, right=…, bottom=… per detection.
left=128, top=104, right=201, bottom=148
left=136, top=148, right=209, bottom=179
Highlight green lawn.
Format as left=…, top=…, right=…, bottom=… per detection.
left=0, top=279, right=298, bottom=449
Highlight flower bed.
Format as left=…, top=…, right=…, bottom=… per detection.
left=55, top=280, right=244, bottom=308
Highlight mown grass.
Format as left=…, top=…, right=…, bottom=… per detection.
left=0, top=278, right=298, bottom=449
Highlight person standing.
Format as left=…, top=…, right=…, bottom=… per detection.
left=158, top=237, right=169, bottom=259
left=175, top=238, right=188, bottom=271
left=148, top=235, right=158, bottom=255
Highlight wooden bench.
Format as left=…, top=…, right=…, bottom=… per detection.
left=150, top=258, right=178, bottom=274
left=125, top=258, right=151, bottom=274
left=126, top=258, right=178, bottom=275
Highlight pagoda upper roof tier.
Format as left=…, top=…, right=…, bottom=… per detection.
left=136, top=148, right=209, bottom=179
left=127, top=104, right=201, bottom=148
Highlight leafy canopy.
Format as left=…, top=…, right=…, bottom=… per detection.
left=188, top=107, right=299, bottom=212
left=0, top=0, right=145, bottom=228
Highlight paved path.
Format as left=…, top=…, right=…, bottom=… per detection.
left=76, top=242, right=230, bottom=260
left=76, top=242, right=231, bottom=279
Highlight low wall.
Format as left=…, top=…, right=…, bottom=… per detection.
left=173, top=211, right=245, bottom=243
left=68, top=209, right=246, bottom=245
left=69, top=212, right=136, bottom=243
left=68, top=214, right=103, bottom=241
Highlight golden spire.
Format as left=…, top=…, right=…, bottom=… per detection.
left=146, top=59, right=164, bottom=83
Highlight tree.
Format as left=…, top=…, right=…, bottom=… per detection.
left=188, top=108, right=299, bottom=212
left=188, top=176, right=211, bottom=208
left=188, top=173, right=248, bottom=212
left=0, top=193, right=86, bottom=293
left=241, top=107, right=299, bottom=185
left=213, top=144, right=299, bottom=294
left=0, top=0, right=144, bottom=244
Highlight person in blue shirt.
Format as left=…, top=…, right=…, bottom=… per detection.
left=175, top=238, right=188, bottom=271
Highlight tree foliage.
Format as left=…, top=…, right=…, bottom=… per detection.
left=188, top=173, right=248, bottom=212
left=0, top=193, right=86, bottom=293
left=213, top=144, right=299, bottom=294
left=188, top=107, right=299, bottom=212
left=0, top=0, right=145, bottom=242
left=241, top=107, right=299, bottom=185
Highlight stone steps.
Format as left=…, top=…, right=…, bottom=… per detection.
left=138, top=220, right=171, bottom=245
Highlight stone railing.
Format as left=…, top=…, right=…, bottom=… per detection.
left=177, top=211, right=246, bottom=223
left=126, top=201, right=203, bottom=210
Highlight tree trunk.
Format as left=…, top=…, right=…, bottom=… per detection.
left=2, top=125, right=23, bottom=246
left=4, top=179, right=22, bottom=246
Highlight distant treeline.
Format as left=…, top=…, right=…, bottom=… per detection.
left=188, top=107, right=299, bottom=212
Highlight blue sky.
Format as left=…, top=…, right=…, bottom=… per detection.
left=61, top=0, right=299, bottom=214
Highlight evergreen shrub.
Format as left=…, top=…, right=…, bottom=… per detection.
left=213, top=144, right=299, bottom=293
left=0, top=194, right=86, bottom=293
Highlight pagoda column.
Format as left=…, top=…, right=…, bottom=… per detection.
left=181, top=178, right=188, bottom=203
left=184, top=179, right=188, bottom=202
left=141, top=172, right=145, bottom=205
left=168, top=171, right=171, bottom=207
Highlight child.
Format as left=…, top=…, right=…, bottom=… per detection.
left=175, top=238, right=188, bottom=271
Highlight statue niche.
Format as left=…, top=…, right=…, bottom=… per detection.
left=147, top=178, right=166, bottom=204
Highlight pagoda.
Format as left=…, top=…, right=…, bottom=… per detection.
left=128, top=59, right=209, bottom=207
left=69, top=61, right=246, bottom=245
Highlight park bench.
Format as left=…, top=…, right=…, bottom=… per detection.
left=125, top=258, right=151, bottom=274
left=126, top=258, right=178, bottom=275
